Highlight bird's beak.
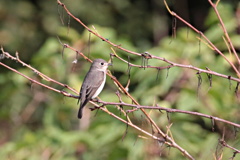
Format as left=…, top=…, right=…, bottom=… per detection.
left=108, top=63, right=112, bottom=66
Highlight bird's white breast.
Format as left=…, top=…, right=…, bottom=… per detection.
left=92, top=71, right=106, bottom=98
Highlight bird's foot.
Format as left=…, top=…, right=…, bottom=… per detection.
left=92, top=97, right=101, bottom=103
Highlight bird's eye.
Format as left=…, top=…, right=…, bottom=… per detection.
left=100, top=62, right=104, bottom=65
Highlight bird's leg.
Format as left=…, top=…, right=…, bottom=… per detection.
left=91, top=97, right=101, bottom=103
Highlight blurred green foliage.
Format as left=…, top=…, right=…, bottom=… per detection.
left=0, top=0, right=240, bottom=159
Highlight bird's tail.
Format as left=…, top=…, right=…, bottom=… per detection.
left=78, top=106, right=83, bottom=119
left=78, top=100, right=88, bottom=119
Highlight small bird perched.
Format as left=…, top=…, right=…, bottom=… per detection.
left=77, top=59, right=110, bottom=119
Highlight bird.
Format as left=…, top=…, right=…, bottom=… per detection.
left=77, top=59, right=110, bottom=119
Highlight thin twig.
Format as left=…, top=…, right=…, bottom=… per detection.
left=96, top=100, right=240, bottom=128
left=163, top=0, right=240, bottom=78
left=208, top=0, right=240, bottom=66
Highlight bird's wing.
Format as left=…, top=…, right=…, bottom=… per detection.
left=79, top=70, right=104, bottom=102
left=85, top=70, right=104, bottom=99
